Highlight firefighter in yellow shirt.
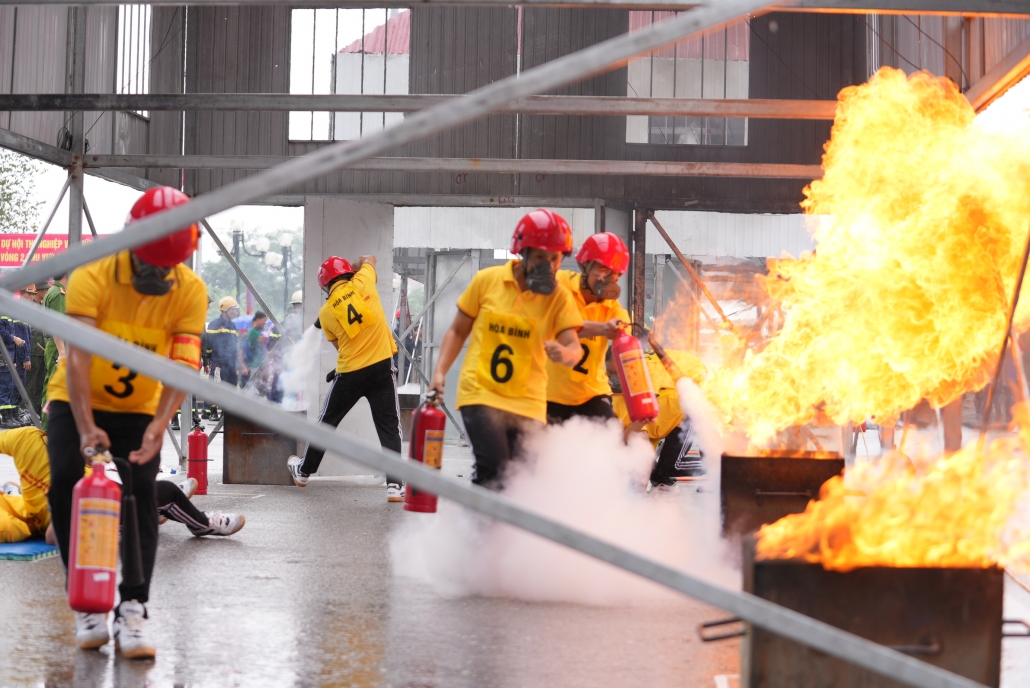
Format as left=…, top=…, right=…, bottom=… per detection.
left=46, top=187, right=207, bottom=658
left=429, top=210, right=584, bottom=489
left=608, top=345, right=708, bottom=490
left=287, top=255, right=405, bottom=502
left=546, top=232, right=631, bottom=424
left=0, top=426, right=51, bottom=543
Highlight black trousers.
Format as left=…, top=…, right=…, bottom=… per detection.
left=650, top=423, right=701, bottom=485
left=210, top=359, right=238, bottom=387
left=156, top=480, right=208, bottom=531
left=47, top=401, right=160, bottom=605
left=460, top=404, right=543, bottom=489
left=300, top=358, right=402, bottom=482
left=546, top=395, right=615, bottom=425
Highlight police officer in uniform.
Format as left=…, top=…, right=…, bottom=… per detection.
left=0, top=314, right=29, bottom=428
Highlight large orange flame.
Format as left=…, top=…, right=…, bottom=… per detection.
left=756, top=404, right=1030, bottom=571
left=703, top=67, right=1030, bottom=442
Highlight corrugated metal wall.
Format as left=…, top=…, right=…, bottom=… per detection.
left=0, top=6, right=146, bottom=159
left=394, top=206, right=595, bottom=248
left=146, top=7, right=186, bottom=188
left=183, top=5, right=291, bottom=196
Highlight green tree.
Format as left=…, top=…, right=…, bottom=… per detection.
left=200, top=226, right=304, bottom=324
left=0, top=150, right=44, bottom=233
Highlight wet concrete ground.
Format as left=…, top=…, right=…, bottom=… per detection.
left=2, top=427, right=1029, bottom=687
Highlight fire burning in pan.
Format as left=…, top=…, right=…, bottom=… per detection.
left=703, top=67, right=1030, bottom=443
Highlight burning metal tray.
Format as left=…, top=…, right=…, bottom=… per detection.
left=720, top=451, right=844, bottom=539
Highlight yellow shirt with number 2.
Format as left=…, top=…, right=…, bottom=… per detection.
left=455, top=260, right=583, bottom=422
left=47, top=250, right=207, bottom=416
left=546, top=269, right=630, bottom=406
left=319, top=263, right=397, bottom=373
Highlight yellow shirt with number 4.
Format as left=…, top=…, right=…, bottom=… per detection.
left=546, top=269, right=630, bottom=406
left=455, top=260, right=583, bottom=422
left=319, top=263, right=397, bottom=373
left=47, top=250, right=207, bottom=416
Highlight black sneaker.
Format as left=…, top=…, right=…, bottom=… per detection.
left=170, top=414, right=180, bottom=432
left=0, top=409, right=20, bottom=429
left=14, top=408, right=33, bottom=427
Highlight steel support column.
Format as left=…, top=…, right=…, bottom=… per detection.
left=66, top=6, right=86, bottom=246
left=631, top=209, right=647, bottom=326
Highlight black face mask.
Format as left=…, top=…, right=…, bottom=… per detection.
left=585, top=271, right=621, bottom=301
left=524, top=259, right=557, bottom=295
left=132, top=261, right=173, bottom=296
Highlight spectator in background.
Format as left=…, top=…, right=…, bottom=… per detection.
left=22, top=283, right=49, bottom=415
left=40, top=273, right=68, bottom=430
left=241, top=311, right=268, bottom=388
left=282, top=291, right=304, bottom=340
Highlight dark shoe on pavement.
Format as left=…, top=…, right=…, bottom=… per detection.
left=0, top=409, right=20, bottom=429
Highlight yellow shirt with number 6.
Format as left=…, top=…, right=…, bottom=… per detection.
left=46, top=250, right=207, bottom=416
left=546, top=269, right=630, bottom=406
left=455, top=260, right=583, bottom=422
left=319, top=263, right=397, bottom=373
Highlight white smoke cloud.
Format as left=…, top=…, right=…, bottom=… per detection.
left=391, top=416, right=739, bottom=607
left=276, top=325, right=322, bottom=411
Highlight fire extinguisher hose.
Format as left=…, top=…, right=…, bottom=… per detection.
left=110, top=456, right=145, bottom=589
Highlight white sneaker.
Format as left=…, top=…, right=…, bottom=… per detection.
left=387, top=483, right=405, bottom=503
left=75, top=612, right=110, bottom=649
left=189, top=511, right=245, bottom=537
left=159, top=478, right=199, bottom=525
left=112, top=601, right=155, bottom=659
left=287, top=455, right=309, bottom=487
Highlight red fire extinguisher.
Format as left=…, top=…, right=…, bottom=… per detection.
left=188, top=422, right=208, bottom=495
left=612, top=324, right=658, bottom=423
left=404, top=391, right=447, bottom=513
left=68, top=452, right=120, bottom=613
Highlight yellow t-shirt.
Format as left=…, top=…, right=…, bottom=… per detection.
left=47, top=251, right=208, bottom=415
left=0, top=426, right=51, bottom=541
left=455, top=261, right=584, bottom=422
left=546, top=270, right=630, bottom=406
left=319, top=263, right=397, bottom=373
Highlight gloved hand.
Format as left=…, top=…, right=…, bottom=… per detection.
left=326, top=370, right=337, bottom=383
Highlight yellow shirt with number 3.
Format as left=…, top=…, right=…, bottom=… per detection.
left=46, top=251, right=207, bottom=416
left=319, top=263, right=397, bottom=373
left=546, top=269, right=630, bottom=406
left=455, top=260, right=583, bottom=422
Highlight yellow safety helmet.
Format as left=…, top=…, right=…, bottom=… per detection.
left=218, top=296, right=240, bottom=312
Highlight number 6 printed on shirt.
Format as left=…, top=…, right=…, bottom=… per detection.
left=476, top=311, right=534, bottom=398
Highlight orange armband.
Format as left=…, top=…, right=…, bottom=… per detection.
left=170, top=334, right=202, bottom=369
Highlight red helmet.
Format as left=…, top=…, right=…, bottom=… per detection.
left=318, top=256, right=355, bottom=289
left=128, top=187, right=199, bottom=267
left=576, top=232, right=630, bottom=275
left=511, top=209, right=573, bottom=257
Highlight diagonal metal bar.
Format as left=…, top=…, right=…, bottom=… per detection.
left=81, top=194, right=99, bottom=238
left=0, top=0, right=786, bottom=293
left=390, top=328, right=466, bottom=442
left=166, top=423, right=182, bottom=457
left=0, top=291, right=984, bottom=688
left=400, top=251, right=470, bottom=342
left=21, top=176, right=72, bottom=269
left=207, top=414, right=225, bottom=446
left=0, top=329, right=41, bottom=429
left=199, top=220, right=289, bottom=341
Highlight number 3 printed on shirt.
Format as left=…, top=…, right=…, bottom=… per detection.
left=104, top=364, right=137, bottom=399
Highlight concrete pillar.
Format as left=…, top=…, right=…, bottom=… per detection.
left=601, top=205, right=631, bottom=315
left=303, top=197, right=395, bottom=477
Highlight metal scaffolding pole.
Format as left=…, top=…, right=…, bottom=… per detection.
left=0, top=0, right=791, bottom=292
left=81, top=194, right=100, bottom=237
left=399, top=251, right=470, bottom=343
left=1, top=0, right=1027, bottom=18
left=66, top=6, right=86, bottom=247
left=0, top=291, right=983, bottom=688
left=0, top=94, right=840, bottom=119
left=21, top=176, right=72, bottom=268
left=82, top=156, right=823, bottom=179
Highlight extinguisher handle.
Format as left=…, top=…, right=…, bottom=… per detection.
left=83, top=446, right=113, bottom=464
left=424, top=389, right=440, bottom=406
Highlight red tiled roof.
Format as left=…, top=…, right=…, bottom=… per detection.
left=341, top=9, right=410, bottom=55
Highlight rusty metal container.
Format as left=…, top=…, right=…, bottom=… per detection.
left=740, top=538, right=1007, bottom=688
left=720, top=452, right=844, bottom=539
left=222, top=412, right=302, bottom=486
